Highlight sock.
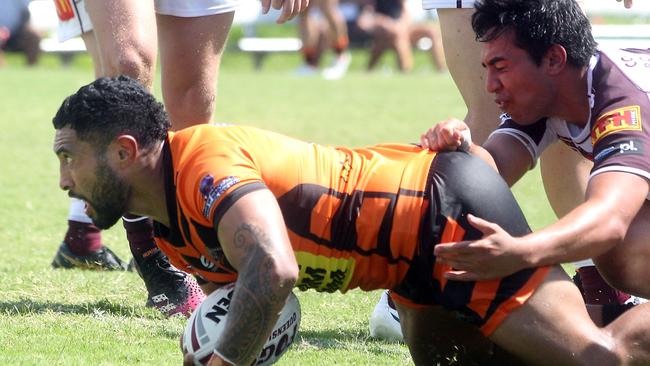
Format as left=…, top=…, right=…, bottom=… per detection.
left=122, top=214, right=159, bottom=262
left=302, top=46, right=319, bottom=66
left=332, top=36, right=349, bottom=55
left=64, top=220, right=103, bottom=256
left=576, top=265, right=631, bottom=305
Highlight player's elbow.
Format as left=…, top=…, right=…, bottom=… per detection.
left=274, top=261, right=299, bottom=291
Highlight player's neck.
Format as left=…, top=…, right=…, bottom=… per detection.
left=554, top=66, right=591, bottom=127
left=126, top=142, right=169, bottom=226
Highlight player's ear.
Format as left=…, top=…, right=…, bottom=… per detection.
left=544, top=44, right=567, bottom=75
left=112, top=135, right=139, bottom=167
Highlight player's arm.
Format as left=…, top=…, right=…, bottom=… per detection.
left=420, top=118, right=533, bottom=184
left=521, top=171, right=648, bottom=266
left=208, top=188, right=299, bottom=366
left=482, top=133, right=533, bottom=186
left=435, top=171, right=648, bottom=281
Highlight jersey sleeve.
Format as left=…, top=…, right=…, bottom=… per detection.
left=175, top=138, right=266, bottom=230
left=591, top=105, right=650, bottom=183
left=488, top=114, right=558, bottom=167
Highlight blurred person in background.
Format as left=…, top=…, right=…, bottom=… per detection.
left=356, top=0, right=445, bottom=73
left=0, top=0, right=41, bottom=67
left=296, top=0, right=352, bottom=79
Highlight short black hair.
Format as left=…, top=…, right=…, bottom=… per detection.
left=53, top=75, right=171, bottom=150
left=472, top=0, right=596, bottom=67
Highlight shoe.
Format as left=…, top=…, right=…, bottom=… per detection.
left=131, top=250, right=205, bottom=318
left=369, top=290, right=403, bottom=342
left=294, top=63, right=319, bottom=76
left=51, top=242, right=128, bottom=270
left=322, top=52, right=351, bottom=80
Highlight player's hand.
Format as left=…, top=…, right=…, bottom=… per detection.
left=207, top=354, right=233, bottom=366
left=183, top=352, right=195, bottom=366
left=433, top=214, right=531, bottom=281
left=261, top=0, right=309, bottom=24
left=616, top=0, right=633, bottom=8
left=420, top=118, right=471, bottom=152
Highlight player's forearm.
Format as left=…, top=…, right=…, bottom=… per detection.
left=214, top=224, right=297, bottom=365
left=523, top=201, right=628, bottom=267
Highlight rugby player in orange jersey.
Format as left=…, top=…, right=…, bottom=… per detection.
left=52, top=76, right=649, bottom=365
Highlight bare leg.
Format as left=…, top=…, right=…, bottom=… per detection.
left=395, top=303, right=504, bottom=365
left=156, top=12, right=234, bottom=130
left=594, top=202, right=650, bottom=298
left=84, top=0, right=157, bottom=89
left=490, top=266, right=629, bottom=365
left=437, top=8, right=501, bottom=143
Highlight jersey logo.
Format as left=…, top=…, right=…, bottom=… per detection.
left=594, top=139, right=644, bottom=164
left=54, top=0, right=75, bottom=21
left=199, top=175, right=240, bottom=219
left=591, top=105, right=642, bottom=144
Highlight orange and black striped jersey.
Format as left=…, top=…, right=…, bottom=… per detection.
left=154, top=124, right=436, bottom=293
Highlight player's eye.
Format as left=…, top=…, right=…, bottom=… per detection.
left=61, top=154, right=72, bottom=165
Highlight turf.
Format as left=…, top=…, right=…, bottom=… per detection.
left=0, top=49, right=555, bottom=365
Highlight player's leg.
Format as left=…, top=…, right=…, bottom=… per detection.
left=490, top=266, right=650, bottom=364
left=156, top=11, right=235, bottom=129
left=594, top=202, right=650, bottom=298
left=395, top=302, right=506, bottom=365
left=83, top=0, right=157, bottom=88
left=437, top=8, right=501, bottom=143
left=52, top=2, right=126, bottom=271
left=51, top=197, right=127, bottom=270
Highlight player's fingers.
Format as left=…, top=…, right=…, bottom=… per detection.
left=183, top=353, right=195, bottom=366
left=272, top=0, right=284, bottom=10
left=466, top=214, right=498, bottom=234
left=276, top=0, right=294, bottom=23
left=261, top=0, right=271, bottom=13
left=434, top=241, right=472, bottom=257
left=291, top=0, right=303, bottom=19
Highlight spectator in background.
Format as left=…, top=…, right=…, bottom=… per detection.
left=296, top=0, right=352, bottom=79
left=356, top=0, right=445, bottom=73
left=0, top=0, right=41, bottom=66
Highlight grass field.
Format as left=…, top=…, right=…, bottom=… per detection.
left=0, top=49, right=556, bottom=365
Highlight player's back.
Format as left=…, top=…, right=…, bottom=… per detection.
left=167, top=125, right=437, bottom=292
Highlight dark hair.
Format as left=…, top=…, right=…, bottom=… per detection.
left=53, top=75, right=171, bottom=150
left=472, top=0, right=596, bottom=67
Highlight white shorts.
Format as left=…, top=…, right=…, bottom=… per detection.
left=55, top=0, right=239, bottom=42
left=421, top=0, right=476, bottom=10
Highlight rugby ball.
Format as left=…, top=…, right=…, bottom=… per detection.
left=182, top=283, right=301, bottom=366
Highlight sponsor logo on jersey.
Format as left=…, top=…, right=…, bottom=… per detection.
left=591, top=105, right=642, bottom=144
left=294, top=251, right=355, bottom=293
left=54, top=0, right=75, bottom=21
left=593, top=139, right=644, bottom=164
left=199, top=175, right=240, bottom=219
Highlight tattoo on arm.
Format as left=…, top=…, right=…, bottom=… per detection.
left=215, top=223, right=288, bottom=365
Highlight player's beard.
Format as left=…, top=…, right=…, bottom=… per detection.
left=88, top=158, right=130, bottom=230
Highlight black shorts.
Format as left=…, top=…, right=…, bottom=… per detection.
left=392, top=151, right=550, bottom=335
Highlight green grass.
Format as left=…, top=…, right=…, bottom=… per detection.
left=0, top=50, right=555, bottom=365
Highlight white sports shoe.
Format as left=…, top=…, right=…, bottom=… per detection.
left=322, top=52, right=351, bottom=80
left=369, top=290, right=403, bottom=342
left=625, top=295, right=648, bottom=306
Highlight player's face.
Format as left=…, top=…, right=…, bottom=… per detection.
left=54, top=127, right=130, bottom=229
left=481, top=30, right=555, bottom=124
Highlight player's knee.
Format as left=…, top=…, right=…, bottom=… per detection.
left=166, top=85, right=216, bottom=128
left=596, top=262, right=648, bottom=297
left=103, top=46, right=155, bottom=87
